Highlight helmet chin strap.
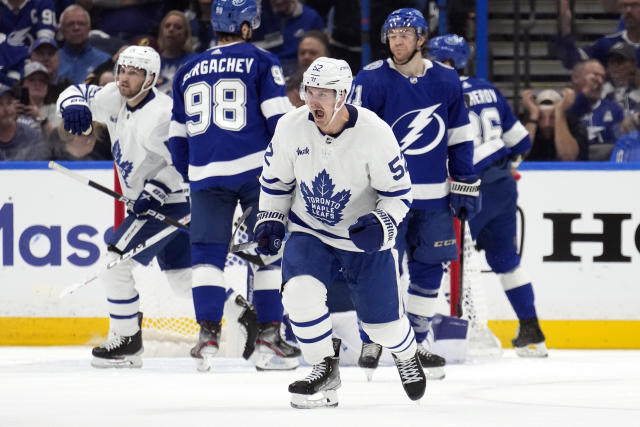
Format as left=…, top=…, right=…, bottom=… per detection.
left=326, top=91, right=347, bottom=127
left=390, top=43, right=421, bottom=66
left=120, top=75, right=154, bottom=102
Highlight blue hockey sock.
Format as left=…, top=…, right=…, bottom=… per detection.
left=192, top=285, right=226, bottom=323
left=505, top=283, right=537, bottom=320
left=253, top=289, right=284, bottom=323
left=407, top=312, right=431, bottom=344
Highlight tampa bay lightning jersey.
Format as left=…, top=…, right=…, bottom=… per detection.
left=0, top=34, right=29, bottom=85
left=168, top=42, right=292, bottom=191
left=57, top=83, right=186, bottom=202
left=460, top=76, right=530, bottom=174
left=349, top=58, right=475, bottom=210
left=568, top=93, right=624, bottom=145
left=0, top=0, right=56, bottom=52
left=260, top=104, right=412, bottom=252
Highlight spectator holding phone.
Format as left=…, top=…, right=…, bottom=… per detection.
left=0, top=84, right=48, bottom=161
left=17, top=61, right=60, bottom=138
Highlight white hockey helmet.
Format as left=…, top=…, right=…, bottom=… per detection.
left=300, top=57, right=352, bottom=124
left=116, top=45, right=161, bottom=99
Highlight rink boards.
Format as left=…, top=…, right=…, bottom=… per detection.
left=0, top=161, right=639, bottom=348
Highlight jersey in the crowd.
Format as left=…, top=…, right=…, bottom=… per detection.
left=556, top=31, right=640, bottom=69
left=460, top=76, right=530, bottom=174
left=168, top=42, right=292, bottom=191
left=611, top=130, right=640, bottom=162
left=601, top=81, right=640, bottom=118
left=568, top=93, right=624, bottom=144
left=260, top=104, right=412, bottom=252
left=156, top=53, right=197, bottom=96
left=0, top=34, right=29, bottom=85
left=56, top=83, right=186, bottom=202
left=0, top=0, right=56, bottom=52
left=349, top=58, right=475, bottom=210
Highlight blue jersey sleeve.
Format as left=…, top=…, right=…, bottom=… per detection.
left=446, top=80, right=476, bottom=181
left=168, top=70, right=189, bottom=182
left=257, top=52, right=292, bottom=135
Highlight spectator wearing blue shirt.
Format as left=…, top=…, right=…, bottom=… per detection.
left=252, top=0, right=325, bottom=76
left=568, top=59, right=625, bottom=160
left=58, top=5, right=111, bottom=84
left=601, top=41, right=640, bottom=119
left=0, top=84, right=48, bottom=161
left=156, top=10, right=197, bottom=95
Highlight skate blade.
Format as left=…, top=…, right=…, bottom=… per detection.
left=514, top=342, right=548, bottom=358
left=194, top=347, right=218, bottom=372
left=251, top=350, right=299, bottom=371
left=425, top=366, right=445, bottom=380
left=291, top=390, right=338, bottom=409
left=91, top=355, right=142, bottom=369
left=362, top=368, right=375, bottom=382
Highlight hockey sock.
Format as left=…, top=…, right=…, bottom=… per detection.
left=192, top=285, right=226, bottom=323
left=406, top=312, right=431, bottom=344
left=505, top=283, right=537, bottom=320
left=358, top=319, right=373, bottom=344
left=253, top=289, right=284, bottom=323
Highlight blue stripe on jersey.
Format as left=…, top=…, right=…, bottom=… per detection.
left=107, top=295, right=140, bottom=304
left=378, top=188, right=411, bottom=197
left=261, top=185, right=294, bottom=195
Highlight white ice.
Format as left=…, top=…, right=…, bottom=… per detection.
left=0, top=347, right=638, bottom=427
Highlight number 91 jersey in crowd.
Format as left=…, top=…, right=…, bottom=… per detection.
left=349, top=58, right=475, bottom=211
left=168, top=42, right=292, bottom=191
left=460, top=76, right=530, bottom=175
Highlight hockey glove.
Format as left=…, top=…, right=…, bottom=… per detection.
left=60, top=96, right=93, bottom=135
left=348, top=209, right=397, bottom=253
left=132, top=180, right=170, bottom=217
left=254, top=211, right=286, bottom=256
left=449, top=178, right=482, bottom=219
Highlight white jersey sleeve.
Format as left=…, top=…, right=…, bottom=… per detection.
left=258, top=117, right=296, bottom=215
left=56, top=82, right=122, bottom=124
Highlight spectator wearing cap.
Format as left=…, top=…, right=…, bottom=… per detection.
left=568, top=59, right=625, bottom=160
left=30, top=37, right=75, bottom=101
left=0, top=32, right=29, bottom=86
left=156, top=10, right=196, bottom=95
left=0, top=83, right=49, bottom=161
left=521, top=88, right=589, bottom=161
left=602, top=42, right=640, bottom=118
left=58, top=5, right=111, bottom=84
left=18, top=61, right=60, bottom=137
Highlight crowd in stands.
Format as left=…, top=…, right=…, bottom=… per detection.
left=2, top=0, right=640, bottom=162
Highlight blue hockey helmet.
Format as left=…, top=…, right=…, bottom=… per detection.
left=381, top=8, right=428, bottom=43
left=211, top=0, right=260, bottom=34
left=427, top=34, right=470, bottom=69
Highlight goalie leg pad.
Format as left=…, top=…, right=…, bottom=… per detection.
left=361, top=316, right=417, bottom=361
left=281, top=275, right=333, bottom=365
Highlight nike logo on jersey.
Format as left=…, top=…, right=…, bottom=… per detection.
left=391, top=104, right=445, bottom=156
left=300, top=170, right=351, bottom=226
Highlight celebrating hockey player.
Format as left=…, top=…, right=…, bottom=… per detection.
left=348, top=8, right=480, bottom=379
left=428, top=34, right=547, bottom=356
left=168, top=0, right=300, bottom=371
left=255, top=57, right=426, bottom=409
left=56, top=45, right=258, bottom=368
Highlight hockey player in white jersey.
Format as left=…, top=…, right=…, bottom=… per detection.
left=348, top=8, right=480, bottom=379
left=428, top=34, right=547, bottom=357
left=57, top=45, right=258, bottom=368
left=168, top=0, right=300, bottom=371
left=255, top=57, right=426, bottom=408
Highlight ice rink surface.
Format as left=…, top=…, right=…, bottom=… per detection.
left=0, top=347, right=638, bottom=427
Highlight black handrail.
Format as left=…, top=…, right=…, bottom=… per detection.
left=512, top=0, right=537, bottom=114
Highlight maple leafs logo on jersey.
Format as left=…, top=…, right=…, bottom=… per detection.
left=112, top=140, right=134, bottom=188
left=300, top=170, right=351, bottom=226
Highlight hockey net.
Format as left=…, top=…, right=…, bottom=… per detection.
left=443, top=218, right=503, bottom=361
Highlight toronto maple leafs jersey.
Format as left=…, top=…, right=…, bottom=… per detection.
left=0, top=0, right=56, bottom=52
left=259, top=104, right=412, bottom=252
left=168, top=42, right=292, bottom=191
left=460, top=76, right=530, bottom=174
left=56, top=83, right=186, bottom=202
left=349, top=58, right=475, bottom=210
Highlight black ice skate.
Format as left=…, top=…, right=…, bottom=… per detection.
left=417, top=344, right=446, bottom=380
left=289, top=338, right=341, bottom=409
left=393, top=352, right=427, bottom=401
left=190, top=320, right=221, bottom=372
left=233, top=294, right=259, bottom=360
left=91, top=312, right=143, bottom=368
left=512, top=317, right=548, bottom=358
left=252, top=321, right=301, bottom=371
left=357, top=342, right=382, bottom=381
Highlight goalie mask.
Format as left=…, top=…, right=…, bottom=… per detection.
left=300, top=57, right=353, bottom=126
left=116, top=45, right=161, bottom=100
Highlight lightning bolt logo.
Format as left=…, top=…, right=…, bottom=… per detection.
left=392, top=104, right=446, bottom=156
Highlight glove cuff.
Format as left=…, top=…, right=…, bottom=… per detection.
left=450, top=179, right=481, bottom=197
left=144, top=180, right=170, bottom=204
left=370, top=209, right=397, bottom=246
left=255, top=211, right=287, bottom=228
left=59, top=95, right=88, bottom=110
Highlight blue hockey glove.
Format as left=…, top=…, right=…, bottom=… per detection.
left=132, top=180, right=170, bottom=217
left=348, top=209, right=397, bottom=253
left=254, top=211, right=286, bottom=256
left=449, top=179, right=482, bottom=219
left=61, top=96, right=93, bottom=135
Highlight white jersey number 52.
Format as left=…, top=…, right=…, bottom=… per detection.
left=184, top=79, right=247, bottom=135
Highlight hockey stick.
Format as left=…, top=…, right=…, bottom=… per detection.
left=48, top=161, right=189, bottom=232
left=456, top=211, right=467, bottom=318
left=59, top=214, right=191, bottom=297
left=228, top=207, right=267, bottom=267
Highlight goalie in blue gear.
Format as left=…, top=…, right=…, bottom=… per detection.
left=428, top=34, right=547, bottom=357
